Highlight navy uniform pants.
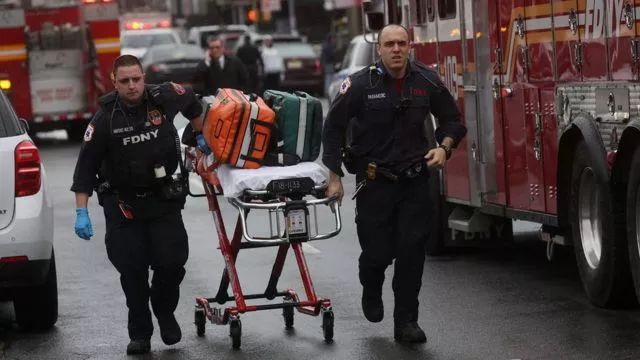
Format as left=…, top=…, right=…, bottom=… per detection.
left=355, top=170, right=431, bottom=325
left=103, top=195, right=188, bottom=341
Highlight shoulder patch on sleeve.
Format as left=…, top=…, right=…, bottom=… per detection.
left=170, top=81, right=186, bottom=95
left=339, top=77, right=352, bottom=95
left=83, top=124, right=95, bottom=142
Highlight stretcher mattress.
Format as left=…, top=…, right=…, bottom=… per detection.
left=216, top=162, right=329, bottom=198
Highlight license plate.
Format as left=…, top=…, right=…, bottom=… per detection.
left=287, top=209, right=307, bottom=235
left=287, top=60, right=302, bottom=69
left=267, top=177, right=315, bottom=195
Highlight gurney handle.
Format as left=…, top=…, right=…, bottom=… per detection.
left=243, top=183, right=328, bottom=197
left=228, top=196, right=342, bottom=244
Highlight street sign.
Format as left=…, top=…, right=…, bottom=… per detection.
left=261, top=0, right=281, bottom=12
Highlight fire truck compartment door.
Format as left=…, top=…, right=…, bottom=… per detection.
left=28, top=50, right=85, bottom=115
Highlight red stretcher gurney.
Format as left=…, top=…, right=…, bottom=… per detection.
left=182, top=146, right=342, bottom=349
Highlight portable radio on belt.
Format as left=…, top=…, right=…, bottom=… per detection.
left=118, top=200, right=134, bottom=220
left=366, top=162, right=377, bottom=180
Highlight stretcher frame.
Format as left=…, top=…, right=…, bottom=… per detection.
left=184, top=147, right=342, bottom=349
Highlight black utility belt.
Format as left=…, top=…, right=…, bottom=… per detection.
left=354, top=161, right=427, bottom=182
left=117, top=187, right=157, bottom=199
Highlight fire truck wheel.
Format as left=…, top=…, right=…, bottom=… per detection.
left=625, top=146, right=640, bottom=303
left=570, top=141, right=635, bottom=308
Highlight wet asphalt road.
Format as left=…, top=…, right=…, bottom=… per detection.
left=3, top=103, right=640, bottom=359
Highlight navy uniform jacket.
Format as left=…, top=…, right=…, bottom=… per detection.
left=70, top=82, right=202, bottom=195
left=322, top=60, right=467, bottom=175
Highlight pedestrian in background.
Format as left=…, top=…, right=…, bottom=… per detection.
left=194, top=36, right=250, bottom=95
left=236, top=34, right=264, bottom=94
left=321, top=34, right=337, bottom=96
left=260, top=36, right=284, bottom=91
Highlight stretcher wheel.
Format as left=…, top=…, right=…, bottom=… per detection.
left=283, top=306, right=294, bottom=328
left=321, top=309, right=334, bottom=343
left=229, top=318, right=242, bottom=349
left=283, top=297, right=294, bottom=328
left=194, top=308, right=206, bottom=337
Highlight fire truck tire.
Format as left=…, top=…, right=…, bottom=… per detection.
left=570, top=141, right=635, bottom=308
left=625, top=146, right=640, bottom=303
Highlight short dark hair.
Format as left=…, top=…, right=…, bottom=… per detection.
left=377, top=24, right=409, bottom=44
left=207, top=35, right=222, bottom=45
left=112, top=54, right=143, bottom=74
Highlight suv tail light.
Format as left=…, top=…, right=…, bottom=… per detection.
left=15, top=140, right=41, bottom=197
left=315, top=59, right=321, bottom=74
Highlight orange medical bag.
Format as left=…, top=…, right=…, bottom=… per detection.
left=202, top=89, right=276, bottom=169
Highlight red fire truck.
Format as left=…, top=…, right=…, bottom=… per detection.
left=0, top=0, right=120, bottom=141
left=360, top=0, right=640, bottom=309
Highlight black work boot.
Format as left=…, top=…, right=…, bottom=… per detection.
left=157, top=314, right=182, bottom=345
left=361, top=287, right=384, bottom=323
left=126, top=339, right=151, bottom=355
left=394, top=322, right=427, bottom=343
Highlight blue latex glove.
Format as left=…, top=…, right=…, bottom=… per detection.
left=75, top=208, right=93, bottom=240
left=196, top=134, right=211, bottom=155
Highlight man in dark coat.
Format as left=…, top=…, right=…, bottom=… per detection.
left=236, top=34, right=263, bottom=94
left=194, top=36, right=250, bottom=95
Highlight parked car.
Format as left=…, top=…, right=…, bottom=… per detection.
left=141, top=44, right=204, bottom=88
left=120, top=28, right=182, bottom=59
left=327, top=35, right=376, bottom=102
left=219, top=33, right=242, bottom=56
left=0, top=90, right=56, bottom=331
left=273, top=41, right=323, bottom=95
left=231, top=33, right=306, bottom=54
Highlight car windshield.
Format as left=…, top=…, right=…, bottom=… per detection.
left=223, top=36, right=240, bottom=50
left=200, top=30, right=245, bottom=48
left=340, top=42, right=356, bottom=69
left=354, top=42, right=375, bottom=67
left=122, top=33, right=177, bottom=48
left=146, top=46, right=203, bottom=62
left=0, top=93, right=23, bottom=138
left=272, top=43, right=316, bottom=58
left=341, top=41, right=375, bottom=69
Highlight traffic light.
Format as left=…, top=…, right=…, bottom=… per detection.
left=247, top=9, right=258, bottom=24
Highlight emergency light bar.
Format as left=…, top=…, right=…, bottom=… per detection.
left=125, top=20, right=171, bottom=30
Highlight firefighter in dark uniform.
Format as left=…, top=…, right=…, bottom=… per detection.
left=71, top=55, right=209, bottom=355
left=322, top=24, right=467, bottom=343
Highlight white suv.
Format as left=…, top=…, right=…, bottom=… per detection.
left=0, top=91, right=56, bottom=330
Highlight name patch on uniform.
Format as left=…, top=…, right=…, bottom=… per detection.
left=412, top=88, right=428, bottom=96
left=171, top=82, right=185, bottom=95
left=83, top=124, right=94, bottom=142
left=339, top=77, right=352, bottom=95
left=148, top=110, right=163, bottom=126
left=122, top=129, right=159, bottom=146
left=113, top=126, right=134, bottom=134
left=367, top=93, right=386, bottom=100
